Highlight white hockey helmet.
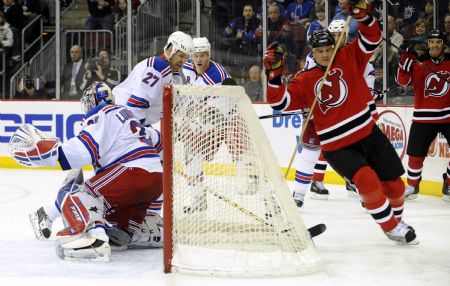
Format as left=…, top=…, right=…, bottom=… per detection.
left=193, top=37, right=211, bottom=54
left=164, top=31, right=194, bottom=59
left=328, top=19, right=348, bottom=34
left=80, top=81, right=114, bottom=114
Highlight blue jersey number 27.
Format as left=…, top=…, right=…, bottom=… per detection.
left=142, top=72, right=160, bottom=87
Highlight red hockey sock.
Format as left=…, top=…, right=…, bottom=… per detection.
left=312, top=152, right=326, bottom=181
left=353, top=166, right=398, bottom=232
left=381, top=178, right=405, bottom=222
left=407, top=156, right=425, bottom=186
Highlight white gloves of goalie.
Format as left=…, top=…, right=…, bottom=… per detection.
left=8, top=123, right=60, bottom=168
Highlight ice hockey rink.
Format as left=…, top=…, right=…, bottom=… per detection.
left=1, top=169, right=449, bottom=286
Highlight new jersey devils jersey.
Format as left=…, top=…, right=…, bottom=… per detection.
left=397, top=54, right=450, bottom=123
left=183, top=59, right=230, bottom=86
left=58, top=104, right=162, bottom=175
left=113, top=55, right=173, bottom=125
left=267, top=17, right=381, bottom=151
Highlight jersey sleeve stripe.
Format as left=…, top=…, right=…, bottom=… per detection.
left=161, top=66, right=172, bottom=78
left=57, top=146, right=71, bottom=170
left=127, top=95, right=150, bottom=109
left=202, top=73, right=215, bottom=85
left=102, top=105, right=121, bottom=114
left=95, top=146, right=159, bottom=174
left=317, top=107, right=373, bottom=144
left=269, top=88, right=290, bottom=111
left=78, top=131, right=101, bottom=168
left=358, top=32, right=381, bottom=53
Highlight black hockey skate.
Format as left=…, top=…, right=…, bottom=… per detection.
left=29, top=207, right=52, bottom=240
left=442, top=173, right=450, bottom=202
left=310, top=181, right=329, bottom=200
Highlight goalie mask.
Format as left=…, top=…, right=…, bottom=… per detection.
left=80, top=81, right=114, bottom=114
left=164, top=31, right=194, bottom=59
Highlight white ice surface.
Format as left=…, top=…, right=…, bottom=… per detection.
left=1, top=169, right=449, bottom=286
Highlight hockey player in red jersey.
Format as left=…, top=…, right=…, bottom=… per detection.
left=264, top=0, right=418, bottom=245
left=397, top=29, right=450, bottom=202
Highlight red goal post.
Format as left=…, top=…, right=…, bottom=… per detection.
left=162, top=84, right=322, bottom=276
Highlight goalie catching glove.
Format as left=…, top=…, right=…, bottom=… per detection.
left=8, top=123, right=60, bottom=168
left=348, top=0, right=373, bottom=22
left=263, top=42, right=284, bottom=81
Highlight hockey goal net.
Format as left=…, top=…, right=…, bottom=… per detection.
left=162, top=84, right=322, bottom=276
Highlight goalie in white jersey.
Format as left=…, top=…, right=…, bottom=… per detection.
left=9, top=82, right=164, bottom=261
left=113, top=31, right=194, bottom=126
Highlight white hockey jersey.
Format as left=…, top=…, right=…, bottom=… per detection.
left=182, top=60, right=235, bottom=120
left=113, top=55, right=174, bottom=126
left=182, top=60, right=230, bottom=86
left=58, top=104, right=162, bottom=175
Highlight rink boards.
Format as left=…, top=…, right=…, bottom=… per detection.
left=0, top=100, right=448, bottom=196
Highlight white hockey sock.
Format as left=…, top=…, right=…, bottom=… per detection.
left=44, top=201, right=61, bottom=222
left=293, top=147, right=320, bottom=195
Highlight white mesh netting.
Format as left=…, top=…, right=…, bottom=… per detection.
left=167, top=85, right=322, bottom=276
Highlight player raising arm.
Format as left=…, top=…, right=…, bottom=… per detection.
left=264, top=0, right=418, bottom=245
left=9, top=82, right=164, bottom=261
left=397, top=29, right=450, bottom=202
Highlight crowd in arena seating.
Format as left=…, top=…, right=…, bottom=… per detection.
left=2, top=0, right=450, bottom=102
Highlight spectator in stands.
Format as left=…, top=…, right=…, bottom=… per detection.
left=443, top=14, right=450, bottom=52
left=223, top=4, right=260, bottom=54
left=85, top=0, right=114, bottom=32
left=308, top=0, right=327, bottom=23
left=257, top=0, right=286, bottom=19
left=114, top=0, right=127, bottom=23
left=409, top=18, right=430, bottom=46
left=2, top=0, right=25, bottom=30
left=287, top=0, right=314, bottom=26
left=332, top=0, right=358, bottom=43
left=387, top=14, right=404, bottom=54
left=80, top=48, right=120, bottom=90
left=418, top=1, right=434, bottom=28
left=255, top=4, right=289, bottom=46
left=242, top=64, right=263, bottom=102
left=61, top=45, right=86, bottom=99
left=38, top=0, right=56, bottom=25
left=14, top=75, right=48, bottom=99
left=397, top=1, right=422, bottom=40
left=306, top=4, right=326, bottom=41
left=0, top=11, right=13, bottom=58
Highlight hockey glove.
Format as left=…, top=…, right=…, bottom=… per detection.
left=348, top=0, right=372, bottom=22
left=263, top=42, right=284, bottom=81
left=369, top=87, right=383, bottom=101
left=399, top=49, right=416, bottom=73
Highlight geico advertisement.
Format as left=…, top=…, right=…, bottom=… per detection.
left=1, top=101, right=448, bottom=183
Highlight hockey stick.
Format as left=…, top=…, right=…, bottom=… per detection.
left=175, top=167, right=325, bottom=238
left=284, top=15, right=352, bottom=178
left=258, top=110, right=308, bottom=120
left=382, top=36, right=450, bottom=84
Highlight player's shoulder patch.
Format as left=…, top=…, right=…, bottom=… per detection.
left=148, top=56, right=171, bottom=73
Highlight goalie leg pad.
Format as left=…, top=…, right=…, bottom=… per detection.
left=57, top=189, right=105, bottom=238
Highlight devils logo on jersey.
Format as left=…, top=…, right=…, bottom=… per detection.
left=315, top=68, right=348, bottom=114
left=424, top=71, right=450, bottom=98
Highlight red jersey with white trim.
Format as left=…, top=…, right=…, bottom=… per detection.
left=113, top=55, right=173, bottom=125
left=267, top=17, right=381, bottom=151
left=397, top=53, right=450, bottom=123
left=57, top=104, right=162, bottom=174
